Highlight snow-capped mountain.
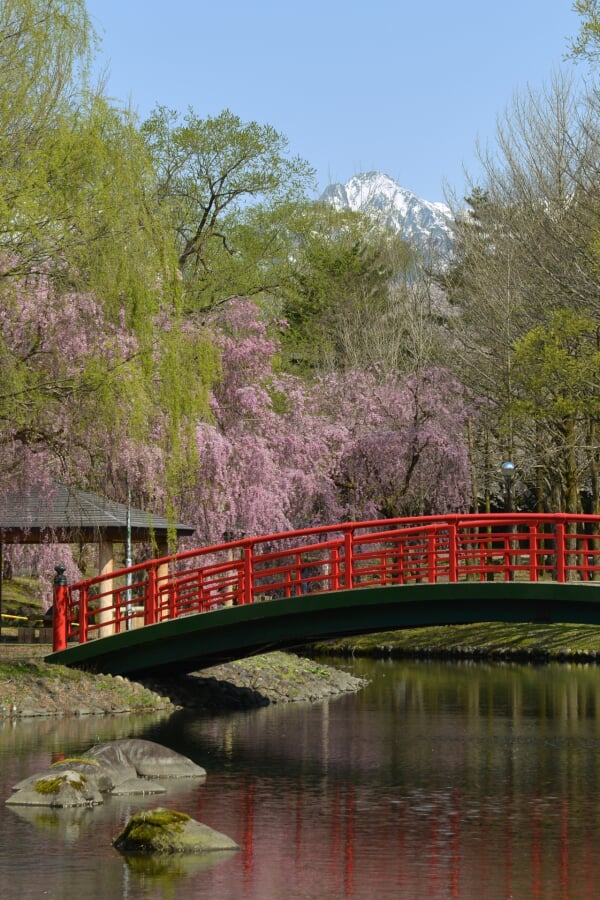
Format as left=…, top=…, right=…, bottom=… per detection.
left=321, top=172, right=454, bottom=261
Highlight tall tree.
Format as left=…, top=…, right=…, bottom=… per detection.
left=278, top=202, right=416, bottom=373
left=182, top=299, right=341, bottom=542
left=0, top=0, right=93, bottom=278
left=511, top=308, right=600, bottom=512
left=446, top=73, right=600, bottom=509
left=141, top=106, right=316, bottom=312
left=312, top=367, right=471, bottom=519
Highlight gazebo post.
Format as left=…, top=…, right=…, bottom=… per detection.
left=157, top=538, right=169, bottom=614
left=98, top=538, right=114, bottom=638
left=52, top=564, right=68, bottom=652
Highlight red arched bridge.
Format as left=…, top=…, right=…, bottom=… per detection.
left=46, top=512, right=600, bottom=676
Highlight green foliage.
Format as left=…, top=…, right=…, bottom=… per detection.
left=511, top=308, right=600, bottom=511
left=512, top=308, right=600, bottom=422
left=569, top=1, right=600, bottom=61
left=0, top=0, right=94, bottom=277
left=279, top=202, right=413, bottom=372
left=141, top=106, right=316, bottom=311
left=51, top=99, right=178, bottom=334
left=0, top=3, right=223, bottom=509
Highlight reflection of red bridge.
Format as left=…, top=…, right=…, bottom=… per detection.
left=204, top=775, right=597, bottom=899
left=47, top=513, right=600, bottom=676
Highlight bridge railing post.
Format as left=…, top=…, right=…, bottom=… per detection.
left=555, top=522, right=566, bottom=582
left=52, top=564, right=68, bottom=652
left=330, top=542, right=341, bottom=590
left=197, top=570, right=207, bottom=612
left=343, top=528, right=353, bottom=589
left=77, top=583, right=89, bottom=643
left=529, top=524, right=539, bottom=583
left=428, top=531, right=437, bottom=582
left=448, top=522, right=458, bottom=582
left=242, top=543, right=253, bottom=605
left=295, top=551, right=303, bottom=596
left=168, top=580, right=177, bottom=619
left=145, top=565, right=158, bottom=625
left=390, top=533, right=404, bottom=584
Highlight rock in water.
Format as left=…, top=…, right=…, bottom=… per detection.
left=6, top=739, right=207, bottom=807
left=84, top=738, right=207, bottom=781
left=113, top=808, right=240, bottom=855
left=5, top=770, right=103, bottom=808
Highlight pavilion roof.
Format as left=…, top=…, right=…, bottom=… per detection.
left=0, top=483, right=196, bottom=544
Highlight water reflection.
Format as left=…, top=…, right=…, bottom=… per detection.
left=2, top=660, right=600, bottom=898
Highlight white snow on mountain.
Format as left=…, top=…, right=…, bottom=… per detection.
left=321, top=172, right=454, bottom=262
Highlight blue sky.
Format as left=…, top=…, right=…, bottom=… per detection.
left=86, top=1, right=584, bottom=204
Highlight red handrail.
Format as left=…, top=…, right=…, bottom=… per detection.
left=52, top=513, right=600, bottom=651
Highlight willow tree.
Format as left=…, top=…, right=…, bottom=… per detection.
left=0, top=2, right=217, bottom=510
left=0, top=0, right=93, bottom=278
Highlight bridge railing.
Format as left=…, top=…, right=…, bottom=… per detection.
left=52, top=513, right=600, bottom=651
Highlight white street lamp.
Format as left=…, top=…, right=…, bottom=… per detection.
left=501, top=461, right=516, bottom=512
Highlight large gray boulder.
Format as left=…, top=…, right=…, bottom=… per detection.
left=84, top=739, right=207, bottom=782
left=113, top=807, right=240, bottom=855
left=6, top=739, right=207, bottom=808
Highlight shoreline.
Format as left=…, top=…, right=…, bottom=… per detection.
left=0, top=646, right=367, bottom=719
left=4, top=621, right=600, bottom=719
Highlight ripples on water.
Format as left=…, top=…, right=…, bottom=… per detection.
left=1, top=659, right=600, bottom=898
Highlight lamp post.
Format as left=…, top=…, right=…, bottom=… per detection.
left=501, top=460, right=516, bottom=513
left=501, top=460, right=516, bottom=581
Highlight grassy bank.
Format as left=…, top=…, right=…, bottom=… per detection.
left=310, top=622, right=600, bottom=662
left=0, top=646, right=366, bottom=718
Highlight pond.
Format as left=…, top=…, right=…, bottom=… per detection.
left=1, top=657, right=600, bottom=898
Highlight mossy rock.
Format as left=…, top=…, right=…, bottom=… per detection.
left=113, top=807, right=240, bottom=855
left=6, top=739, right=207, bottom=809
left=6, top=770, right=103, bottom=808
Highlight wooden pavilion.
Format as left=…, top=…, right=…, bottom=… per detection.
left=0, top=482, right=196, bottom=633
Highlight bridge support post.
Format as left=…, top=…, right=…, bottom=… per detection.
left=52, top=564, right=68, bottom=652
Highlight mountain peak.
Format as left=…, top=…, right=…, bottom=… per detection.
left=320, top=172, right=453, bottom=261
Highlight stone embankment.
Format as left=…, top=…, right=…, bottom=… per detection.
left=0, top=645, right=367, bottom=719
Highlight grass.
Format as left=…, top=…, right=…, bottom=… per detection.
left=311, top=622, right=600, bottom=660
left=0, top=576, right=46, bottom=639
left=0, top=576, right=45, bottom=614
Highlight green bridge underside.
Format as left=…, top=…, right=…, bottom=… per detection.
left=45, top=581, right=600, bottom=677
